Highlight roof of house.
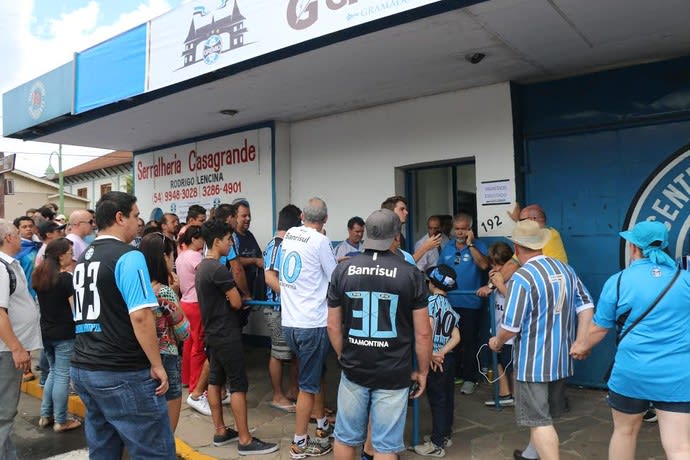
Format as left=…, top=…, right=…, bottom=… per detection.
left=9, top=170, right=89, bottom=201
left=61, top=150, right=132, bottom=178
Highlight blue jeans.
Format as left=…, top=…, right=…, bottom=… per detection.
left=40, top=339, right=74, bottom=423
left=426, top=352, right=456, bottom=446
left=334, top=372, right=408, bottom=454
left=0, top=352, right=22, bottom=460
left=70, top=367, right=175, bottom=459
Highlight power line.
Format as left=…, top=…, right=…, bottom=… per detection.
left=3, top=151, right=131, bottom=159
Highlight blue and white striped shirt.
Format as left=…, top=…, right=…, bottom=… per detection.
left=502, top=255, right=593, bottom=382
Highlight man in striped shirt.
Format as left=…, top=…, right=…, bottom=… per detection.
left=489, top=220, right=593, bottom=460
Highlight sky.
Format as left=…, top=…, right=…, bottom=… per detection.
left=0, top=0, right=185, bottom=176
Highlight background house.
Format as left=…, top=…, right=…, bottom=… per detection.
left=58, top=150, right=133, bottom=209
left=1, top=169, right=89, bottom=219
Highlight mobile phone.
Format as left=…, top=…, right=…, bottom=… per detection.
left=409, top=381, right=420, bottom=396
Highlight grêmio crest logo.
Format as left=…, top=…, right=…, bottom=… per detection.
left=622, top=144, right=690, bottom=267
left=181, top=0, right=248, bottom=68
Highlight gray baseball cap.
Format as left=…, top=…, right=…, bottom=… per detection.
left=363, top=209, right=401, bottom=251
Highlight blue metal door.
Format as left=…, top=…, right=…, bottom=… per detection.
left=524, top=120, right=690, bottom=387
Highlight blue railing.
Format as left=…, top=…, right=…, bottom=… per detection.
left=242, top=291, right=501, bottom=448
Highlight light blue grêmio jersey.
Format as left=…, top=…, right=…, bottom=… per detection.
left=428, top=294, right=461, bottom=353
left=502, top=255, right=593, bottom=382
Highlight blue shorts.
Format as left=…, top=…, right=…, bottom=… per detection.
left=162, top=354, right=182, bottom=401
left=283, top=326, right=329, bottom=394
left=334, top=372, right=408, bottom=454
left=607, top=390, right=690, bottom=414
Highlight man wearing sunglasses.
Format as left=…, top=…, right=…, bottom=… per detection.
left=66, top=210, right=96, bottom=262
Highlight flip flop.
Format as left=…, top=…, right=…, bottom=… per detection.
left=269, top=402, right=297, bottom=413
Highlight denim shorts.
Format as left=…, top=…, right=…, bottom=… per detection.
left=334, top=372, right=408, bottom=454
left=161, top=354, right=182, bottom=401
left=515, top=379, right=567, bottom=427
left=283, top=326, right=329, bottom=394
left=607, top=390, right=690, bottom=414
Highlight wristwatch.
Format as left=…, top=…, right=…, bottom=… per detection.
left=468, top=243, right=475, bottom=248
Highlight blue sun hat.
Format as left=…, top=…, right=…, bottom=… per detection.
left=619, top=221, right=675, bottom=266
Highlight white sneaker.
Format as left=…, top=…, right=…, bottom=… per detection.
left=414, top=441, right=445, bottom=457
left=460, top=381, right=477, bottom=395
left=423, top=435, right=452, bottom=448
left=187, top=394, right=211, bottom=415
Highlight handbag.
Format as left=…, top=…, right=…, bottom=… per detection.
left=604, top=267, right=681, bottom=381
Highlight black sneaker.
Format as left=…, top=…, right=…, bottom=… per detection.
left=238, top=437, right=279, bottom=456
left=643, top=408, right=657, bottom=423
left=213, top=427, right=240, bottom=446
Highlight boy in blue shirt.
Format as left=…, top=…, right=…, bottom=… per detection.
left=414, top=264, right=461, bottom=457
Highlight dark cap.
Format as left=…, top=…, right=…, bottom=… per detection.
left=363, top=209, right=401, bottom=251
left=426, top=264, right=457, bottom=292
left=37, top=220, right=66, bottom=237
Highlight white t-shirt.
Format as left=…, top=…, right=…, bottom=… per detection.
left=493, top=291, right=514, bottom=346
left=279, top=226, right=337, bottom=328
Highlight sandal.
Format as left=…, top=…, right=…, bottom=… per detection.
left=53, top=419, right=82, bottom=433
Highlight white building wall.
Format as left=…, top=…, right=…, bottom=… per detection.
left=289, top=82, right=516, bottom=242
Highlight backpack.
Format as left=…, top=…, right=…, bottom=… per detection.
left=0, top=258, right=16, bottom=296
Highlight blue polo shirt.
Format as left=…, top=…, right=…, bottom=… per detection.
left=438, top=239, right=487, bottom=309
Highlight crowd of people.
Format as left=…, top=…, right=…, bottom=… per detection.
left=1, top=192, right=689, bottom=460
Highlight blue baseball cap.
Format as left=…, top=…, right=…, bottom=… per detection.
left=619, top=221, right=668, bottom=250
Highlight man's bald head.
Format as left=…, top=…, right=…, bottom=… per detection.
left=519, top=204, right=547, bottom=228
left=69, top=210, right=94, bottom=237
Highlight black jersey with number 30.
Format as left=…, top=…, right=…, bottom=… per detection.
left=328, top=250, right=428, bottom=390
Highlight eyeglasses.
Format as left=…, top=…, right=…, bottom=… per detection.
left=76, top=219, right=95, bottom=225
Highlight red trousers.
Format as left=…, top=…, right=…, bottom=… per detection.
left=180, top=300, right=206, bottom=391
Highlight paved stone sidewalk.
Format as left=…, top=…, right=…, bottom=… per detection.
left=174, top=346, right=666, bottom=460
left=24, top=346, right=667, bottom=459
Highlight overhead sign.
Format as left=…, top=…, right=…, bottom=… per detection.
left=74, top=24, right=147, bottom=114
left=2, top=63, right=73, bottom=136
left=147, top=0, right=443, bottom=91
left=134, top=128, right=272, bottom=236
left=623, top=144, right=690, bottom=264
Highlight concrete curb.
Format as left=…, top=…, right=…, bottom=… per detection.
left=21, top=379, right=217, bottom=460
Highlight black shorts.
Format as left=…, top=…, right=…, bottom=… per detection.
left=498, top=344, right=513, bottom=375
left=206, top=335, right=248, bottom=393
left=607, top=390, right=690, bottom=414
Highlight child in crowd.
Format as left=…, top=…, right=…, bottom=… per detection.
left=196, top=220, right=278, bottom=455
left=478, top=241, right=518, bottom=407
left=414, top=264, right=461, bottom=458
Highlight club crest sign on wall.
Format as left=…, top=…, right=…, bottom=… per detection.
left=181, top=0, right=248, bottom=68
left=28, top=80, right=46, bottom=120
left=623, top=144, right=690, bottom=266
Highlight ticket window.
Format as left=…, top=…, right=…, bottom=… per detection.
left=406, top=161, right=477, bottom=248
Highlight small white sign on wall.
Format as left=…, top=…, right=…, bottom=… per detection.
left=477, top=179, right=514, bottom=237
left=480, top=179, right=511, bottom=205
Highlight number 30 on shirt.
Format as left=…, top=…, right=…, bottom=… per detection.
left=346, top=291, right=399, bottom=339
